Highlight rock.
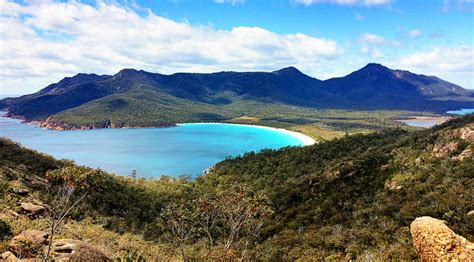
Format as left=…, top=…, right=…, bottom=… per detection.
left=9, top=230, right=49, bottom=258
left=432, top=142, right=461, bottom=158
left=7, top=209, right=20, bottom=218
left=20, top=202, right=47, bottom=218
left=410, top=216, right=474, bottom=261
left=385, top=180, right=402, bottom=190
left=467, top=210, right=474, bottom=217
left=1, top=251, right=17, bottom=261
left=11, top=188, right=29, bottom=196
left=46, top=239, right=109, bottom=261
left=459, top=126, right=474, bottom=142
left=452, top=148, right=473, bottom=161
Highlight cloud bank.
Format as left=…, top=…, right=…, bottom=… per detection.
left=0, top=0, right=472, bottom=94
left=294, top=0, right=392, bottom=6
left=394, top=46, right=474, bottom=89
left=0, top=0, right=341, bottom=93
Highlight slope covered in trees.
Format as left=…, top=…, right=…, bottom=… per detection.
left=1, top=64, right=472, bottom=129
left=0, top=115, right=473, bottom=260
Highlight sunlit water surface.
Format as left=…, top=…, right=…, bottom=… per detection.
left=0, top=113, right=304, bottom=177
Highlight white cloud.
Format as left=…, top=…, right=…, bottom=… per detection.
left=408, top=29, right=421, bottom=39
left=295, top=0, right=392, bottom=6
left=359, top=33, right=386, bottom=45
left=371, top=49, right=383, bottom=58
left=395, top=45, right=474, bottom=88
left=357, top=32, right=402, bottom=58
left=442, top=0, right=474, bottom=12
left=214, top=0, right=246, bottom=5
left=355, top=12, right=365, bottom=20
left=0, top=0, right=342, bottom=94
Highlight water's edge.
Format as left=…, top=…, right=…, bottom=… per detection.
left=179, top=123, right=316, bottom=146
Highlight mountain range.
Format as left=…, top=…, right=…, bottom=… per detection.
left=1, top=63, right=473, bottom=129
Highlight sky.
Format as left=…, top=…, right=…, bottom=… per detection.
left=0, top=0, right=473, bottom=95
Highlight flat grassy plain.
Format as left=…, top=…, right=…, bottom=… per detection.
left=224, top=108, right=429, bottom=141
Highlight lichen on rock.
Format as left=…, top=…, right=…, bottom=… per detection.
left=410, top=216, right=474, bottom=261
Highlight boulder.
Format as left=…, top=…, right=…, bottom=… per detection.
left=46, top=239, right=109, bottom=261
left=432, top=142, right=461, bottom=158
left=11, top=188, right=29, bottom=196
left=410, top=216, right=474, bottom=261
left=9, top=230, right=49, bottom=258
left=460, top=126, right=474, bottom=142
left=452, top=148, right=473, bottom=161
left=20, top=202, right=47, bottom=218
left=1, top=251, right=17, bottom=261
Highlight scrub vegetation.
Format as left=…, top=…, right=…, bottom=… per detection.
left=0, top=115, right=472, bottom=260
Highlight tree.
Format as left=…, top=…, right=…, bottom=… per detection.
left=157, top=201, right=197, bottom=260
left=43, top=165, right=95, bottom=259
left=194, top=194, right=220, bottom=252
left=215, top=184, right=273, bottom=256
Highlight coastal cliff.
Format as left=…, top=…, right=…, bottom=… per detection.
left=3, top=114, right=175, bottom=131
left=31, top=117, right=123, bottom=131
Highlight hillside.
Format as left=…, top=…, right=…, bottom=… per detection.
left=0, top=114, right=473, bottom=260
left=1, top=64, right=472, bottom=130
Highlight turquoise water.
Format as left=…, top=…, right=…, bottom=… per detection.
left=0, top=113, right=304, bottom=177
left=446, top=108, right=474, bottom=115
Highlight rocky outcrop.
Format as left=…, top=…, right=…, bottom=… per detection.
left=467, top=210, right=474, bottom=217
left=432, top=142, right=461, bottom=158
left=459, top=125, right=474, bottom=142
left=10, top=188, right=29, bottom=196
left=410, top=216, right=474, bottom=261
left=9, top=230, right=49, bottom=257
left=30, top=117, right=99, bottom=131
left=46, top=239, right=109, bottom=261
left=452, top=148, right=473, bottom=161
left=1, top=251, right=17, bottom=261
left=30, top=117, right=175, bottom=131
left=20, top=202, right=47, bottom=218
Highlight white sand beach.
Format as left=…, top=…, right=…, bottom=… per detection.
left=178, top=122, right=316, bottom=146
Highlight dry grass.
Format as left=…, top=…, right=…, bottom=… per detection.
left=289, top=124, right=346, bottom=141
left=1, top=215, right=179, bottom=260
left=225, top=116, right=261, bottom=124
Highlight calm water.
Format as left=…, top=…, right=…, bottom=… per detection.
left=0, top=113, right=304, bottom=177
left=399, top=120, right=438, bottom=128
left=446, top=108, right=474, bottom=115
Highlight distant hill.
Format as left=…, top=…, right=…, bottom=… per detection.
left=1, top=63, right=472, bottom=128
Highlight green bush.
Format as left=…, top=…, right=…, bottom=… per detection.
left=0, top=219, right=12, bottom=241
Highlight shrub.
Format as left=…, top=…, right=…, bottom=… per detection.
left=0, top=219, right=12, bottom=241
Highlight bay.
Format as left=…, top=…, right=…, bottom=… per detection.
left=446, top=108, right=474, bottom=115
left=0, top=113, right=306, bottom=177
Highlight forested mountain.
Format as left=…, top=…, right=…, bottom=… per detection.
left=1, top=64, right=472, bottom=129
left=1, top=115, right=472, bottom=260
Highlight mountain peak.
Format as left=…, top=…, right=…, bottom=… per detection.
left=116, top=68, right=140, bottom=76
left=349, top=63, right=393, bottom=79
left=272, top=66, right=303, bottom=75
left=361, top=63, right=390, bottom=71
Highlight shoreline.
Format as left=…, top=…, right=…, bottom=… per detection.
left=396, top=115, right=453, bottom=127
left=0, top=111, right=316, bottom=145
left=178, top=122, right=317, bottom=146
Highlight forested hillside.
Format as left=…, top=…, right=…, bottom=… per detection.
left=0, top=115, right=473, bottom=260
left=1, top=64, right=472, bottom=131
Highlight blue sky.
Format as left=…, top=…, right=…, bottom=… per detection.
left=0, top=0, right=473, bottom=94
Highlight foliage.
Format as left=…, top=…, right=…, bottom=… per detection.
left=0, top=115, right=472, bottom=260
left=0, top=219, right=12, bottom=241
left=157, top=201, right=198, bottom=260
left=2, top=64, right=472, bottom=130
